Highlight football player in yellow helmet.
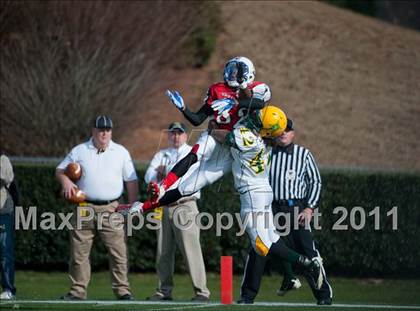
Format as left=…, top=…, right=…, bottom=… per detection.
left=127, top=102, right=323, bottom=291
left=212, top=104, right=324, bottom=290
left=259, top=105, right=288, bottom=138
left=236, top=105, right=288, bottom=142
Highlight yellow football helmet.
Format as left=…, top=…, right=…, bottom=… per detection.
left=259, top=105, right=287, bottom=138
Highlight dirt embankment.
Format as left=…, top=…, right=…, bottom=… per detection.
left=121, top=1, right=420, bottom=170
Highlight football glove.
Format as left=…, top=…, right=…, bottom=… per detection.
left=211, top=99, right=235, bottom=114
left=166, top=90, right=185, bottom=111
left=129, top=201, right=144, bottom=214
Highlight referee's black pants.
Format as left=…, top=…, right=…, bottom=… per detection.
left=240, top=202, right=332, bottom=302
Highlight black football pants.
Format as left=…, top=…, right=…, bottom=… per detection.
left=240, top=202, right=332, bottom=301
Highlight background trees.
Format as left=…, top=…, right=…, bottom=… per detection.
left=0, top=1, right=219, bottom=155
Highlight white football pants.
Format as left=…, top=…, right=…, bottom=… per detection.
left=176, top=131, right=233, bottom=196
left=239, top=186, right=280, bottom=256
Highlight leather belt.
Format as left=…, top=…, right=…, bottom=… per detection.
left=85, top=199, right=119, bottom=205
left=167, top=197, right=197, bottom=207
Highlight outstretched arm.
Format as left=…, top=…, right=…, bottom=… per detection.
left=182, top=104, right=213, bottom=126
left=166, top=90, right=212, bottom=126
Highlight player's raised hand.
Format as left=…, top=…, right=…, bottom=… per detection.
left=211, top=98, right=235, bottom=114
left=166, top=90, right=185, bottom=111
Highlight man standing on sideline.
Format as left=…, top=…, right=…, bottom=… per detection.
left=0, top=154, right=19, bottom=300
left=239, top=118, right=333, bottom=305
left=56, top=115, right=138, bottom=300
left=145, top=122, right=210, bottom=302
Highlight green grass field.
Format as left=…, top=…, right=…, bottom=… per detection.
left=1, top=271, right=419, bottom=310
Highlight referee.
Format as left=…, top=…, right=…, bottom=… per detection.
left=56, top=115, right=138, bottom=300
left=239, top=118, right=333, bottom=305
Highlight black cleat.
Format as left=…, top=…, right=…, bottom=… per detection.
left=317, top=297, right=332, bottom=305
left=276, top=277, right=302, bottom=296
left=298, top=256, right=324, bottom=290
left=297, top=255, right=311, bottom=267
left=309, top=257, right=324, bottom=290
left=237, top=298, right=254, bottom=304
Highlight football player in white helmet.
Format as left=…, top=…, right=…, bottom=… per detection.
left=223, top=56, right=256, bottom=90
left=142, top=57, right=271, bottom=210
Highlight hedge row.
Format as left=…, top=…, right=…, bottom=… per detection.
left=12, top=163, right=420, bottom=277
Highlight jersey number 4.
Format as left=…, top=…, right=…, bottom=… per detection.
left=249, top=149, right=265, bottom=174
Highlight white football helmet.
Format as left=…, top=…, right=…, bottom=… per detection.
left=223, top=56, right=256, bottom=88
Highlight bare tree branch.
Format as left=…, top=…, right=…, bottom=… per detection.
left=1, top=0, right=204, bottom=155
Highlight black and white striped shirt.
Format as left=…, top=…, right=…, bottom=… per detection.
left=269, top=144, right=321, bottom=208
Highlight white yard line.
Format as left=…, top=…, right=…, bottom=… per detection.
left=1, top=300, right=419, bottom=309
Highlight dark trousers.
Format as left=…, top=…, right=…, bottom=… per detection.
left=0, top=212, right=16, bottom=295
left=240, top=202, right=332, bottom=301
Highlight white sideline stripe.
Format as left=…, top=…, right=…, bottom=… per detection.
left=1, top=300, right=420, bottom=309
left=148, top=304, right=220, bottom=311
left=255, top=302, right=420, bottom=309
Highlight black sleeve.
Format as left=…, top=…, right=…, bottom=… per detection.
left=182, top=104, right=213, bottom=126
left=238, top=97, right=265, bottom=110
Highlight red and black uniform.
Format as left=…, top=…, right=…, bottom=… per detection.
left=143, top=81, right=270, bottom=211
left=183, top=81, right=268, bottom=131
